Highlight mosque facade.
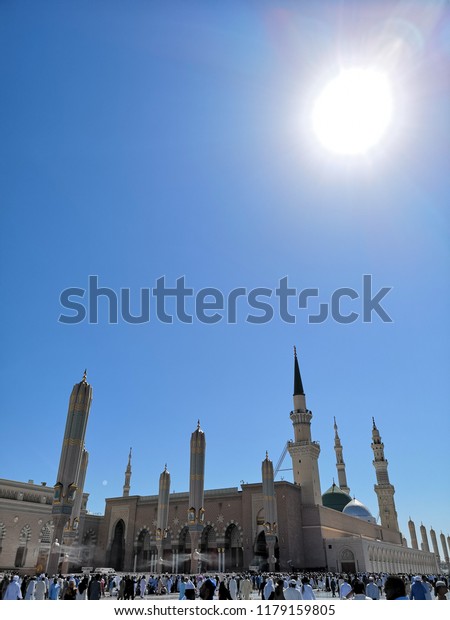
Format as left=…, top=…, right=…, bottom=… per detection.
left=1, top=351, right=449, bottom=576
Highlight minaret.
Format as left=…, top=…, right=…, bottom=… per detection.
left=408, top=517, right=419, bottom=550
left=47, top=370, right=93, bottom=575
left=370, top=418, right=399, bottom=531
left=123, top=448, right=132, bottom=497
left=262, top=452, right=278, bottom=572
left=188, top=420, right=206, bottom=572
left=420, top=523, right=430, bottom=552
left=156, top=464, right=171, bottom=572
left=333, top=417, right=350, bottom=495
left=287, top=347, right=322, bottom=505
left=430, top=527, right=440, bottom=564
left=440, top=532, right=449, bottom=565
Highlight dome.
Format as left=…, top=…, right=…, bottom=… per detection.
left=322, top=483, right=352, bottom=512
left=342, top=498, right=377, bottom=523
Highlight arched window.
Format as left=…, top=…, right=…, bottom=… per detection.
left=15, top=524, right=31, bottom=567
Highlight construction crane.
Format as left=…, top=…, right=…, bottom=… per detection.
left=274, top=441, right=293, bottom=479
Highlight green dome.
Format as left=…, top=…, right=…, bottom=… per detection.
left=322, top=483, right=352, bottom=512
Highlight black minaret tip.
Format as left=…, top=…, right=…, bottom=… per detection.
left=293, top=346, right=305, bottom=396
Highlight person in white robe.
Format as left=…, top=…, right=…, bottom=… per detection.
left=228, top=575, right=238, bottom=600
left=35, top=576, right=46, bottom=600
left=284, top=579, right=303, bottom=600
left=4, top=575, right=23, bottom=600
left=25, top=577, right=37, bottom=600
left=239, top=576, right=252, bottom=600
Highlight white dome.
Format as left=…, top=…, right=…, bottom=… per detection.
left=342, top=498, right=376, bottom=523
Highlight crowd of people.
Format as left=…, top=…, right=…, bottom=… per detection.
left=0, top=570, right=448, bottom=601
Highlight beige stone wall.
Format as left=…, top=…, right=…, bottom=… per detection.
left=0, top=479, right=53, bottom=572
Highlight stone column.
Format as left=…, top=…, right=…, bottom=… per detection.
left=188, top=422, right=206, bottom=573
left=440, top=532, right=449, bottom=564
left=408, top=518, right=418, bottom=549
left=420, top=524, right=430, bottom=553
left=47, top=372, right=92, bottom=576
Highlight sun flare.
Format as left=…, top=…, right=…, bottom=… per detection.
left=312, top=68, right=393, bottom=155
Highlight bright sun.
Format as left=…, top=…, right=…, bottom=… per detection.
left=312, top=68, right=394, bottom=155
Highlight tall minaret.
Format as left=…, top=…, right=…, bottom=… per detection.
left=262, top=452, right=278, bottom=572
left=123, top=448, right=132, bottom=497
left=408, top=517, right=419, bottom=550
left=420, top=523, right=430, bottom=552
left=370, top=418, right=399, bottom=531
left=440, top=532, right=449, bottom=565
left=333, top=417, right=350, bottom=495
left=287, top=347, right=322, bottom=506
left=47, top=371, right=93, bottom=575
left=188, top=421, right=206, bottom=572
left=156, top=464, right=171, bottom=572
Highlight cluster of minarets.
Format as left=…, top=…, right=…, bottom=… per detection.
left=408, top=518, right=449, bottom=566
left=47, top=354, right=450, bottom=575
left=289, top=347, right=401, bottom=537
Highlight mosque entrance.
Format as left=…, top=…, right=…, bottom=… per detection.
left=178, top=527, right=191, bottom=574
left=224, top=524, right=243, bottom=571
left=109, top=519, right=125, bottom=571
left=252, top=530, right=269, bottom=571
left=339, top=548, right=356, bottom=574
left=136, top=529, right=151, bottom=572
left=200, top=525, right=217, bottom=572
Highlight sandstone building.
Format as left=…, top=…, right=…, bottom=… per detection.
left=1, top=350, right=448, bottom=576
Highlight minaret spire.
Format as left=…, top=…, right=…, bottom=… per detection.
left=288, top=347, right=322, bottom=505
left=123, top=447, right=132, bottom=497
left=293, top=346, right=305, bottom=396
left=333, top=417, right=350, bottom=495
left=371, top=421, right=399, bottom=532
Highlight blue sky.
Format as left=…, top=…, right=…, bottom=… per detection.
left=1, top=1, right=449, bottom=552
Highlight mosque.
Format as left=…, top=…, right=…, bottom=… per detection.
left=1, top=350, right=449, bottom=577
